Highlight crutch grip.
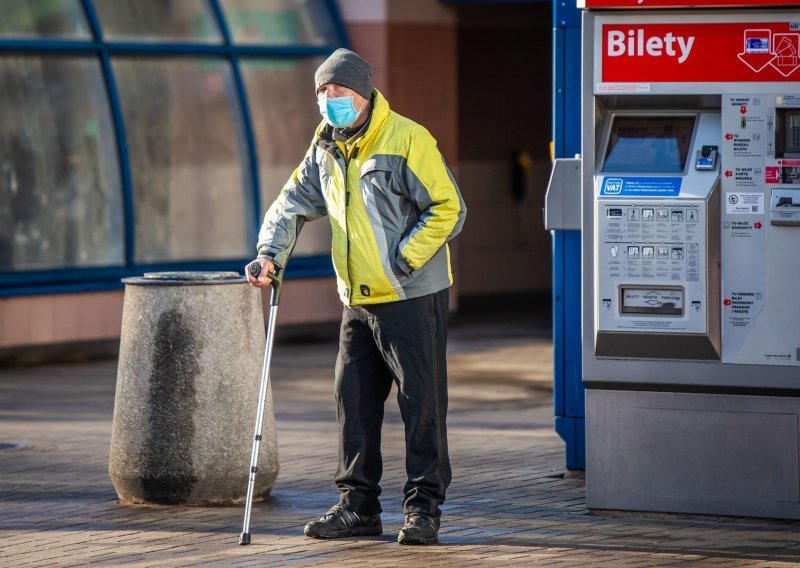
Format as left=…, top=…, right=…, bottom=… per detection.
left=247, top=261, right=284, bottom=307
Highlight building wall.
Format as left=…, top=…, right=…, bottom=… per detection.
left=456, top=4, right=553, bottom=297
left=0, top=292, right=123, bottom=349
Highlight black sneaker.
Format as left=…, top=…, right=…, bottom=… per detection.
left=303, top=505, right=382, bottom=539
left=397, top=513, right=440, bottom=545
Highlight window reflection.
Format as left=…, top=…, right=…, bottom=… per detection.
left=0, top=56, right=123, bottom=271
left=0, top=1, right=344, bottom=283
left=221, top=0, right=336, bottom=46
left=113, top=57, right=250, bottom=263
left=242, top=57, right=331, bottom=256
left=94, top=0, right=222, bottom=43
left=0, top=0, right=90, bottom=39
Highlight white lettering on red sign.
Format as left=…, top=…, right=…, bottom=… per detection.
left=607, top=29, right=696, bottom=64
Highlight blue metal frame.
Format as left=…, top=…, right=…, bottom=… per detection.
left=0, top=256, right=334, bottom=298
left=552, top=0, right=585, bottom=470
left=0, top=0, right=347, bottom=296
left=0, top=38, right=336, bottom=57
left=80, top=0, right=136, bottom=268
left=324, top=0, right=351, bottom=48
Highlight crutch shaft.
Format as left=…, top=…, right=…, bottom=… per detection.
left=239, top=302, right=279, bottom=545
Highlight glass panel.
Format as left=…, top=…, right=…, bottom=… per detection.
left=0, top=0, right=90, bottom=38
left=113, top=57, right=250, bottom=263
left=221, top=0, right=337, bottom=46
left=241, top=57, right=330, bottom=257
left=0, top=56, right=123, bottom=271
left=94, top=0, right=221, bottom=43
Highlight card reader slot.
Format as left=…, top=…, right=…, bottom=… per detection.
left=770, top=189, right=800, bottom=226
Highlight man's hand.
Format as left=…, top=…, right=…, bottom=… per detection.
left=246, top=258, right=277, bottom=288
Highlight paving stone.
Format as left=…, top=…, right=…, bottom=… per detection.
left=3, top=311, right=800, bottom=567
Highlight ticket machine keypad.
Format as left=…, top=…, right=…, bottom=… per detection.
left=596, top=199, right=708, bottom=334
left=601, top=202, right=702, bottom=284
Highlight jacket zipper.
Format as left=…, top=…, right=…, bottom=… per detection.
left=323, top=135, right=359, bottom=303
left=344, top=144, right=358, bottom=302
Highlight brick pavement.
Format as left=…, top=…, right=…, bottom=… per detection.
left=2, top=319, right=800, bottom=567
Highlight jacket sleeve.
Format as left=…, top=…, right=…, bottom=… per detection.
left=256, top=141, right=327, bottom=268
left=396, top=127, right=467, bottom=275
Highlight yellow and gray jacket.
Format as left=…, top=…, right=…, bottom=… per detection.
left=257, top=90, right=466, bottom=306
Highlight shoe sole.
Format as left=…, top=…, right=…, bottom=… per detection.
left=398, top=535, right=438, bottom=545
left=304, top=525, right=383, bottom=539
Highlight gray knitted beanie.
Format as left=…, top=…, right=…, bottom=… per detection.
left=314, top=48, right=373, bottom=99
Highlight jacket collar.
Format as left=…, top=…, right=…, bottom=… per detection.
left=359, top=89, right=390, bottom=145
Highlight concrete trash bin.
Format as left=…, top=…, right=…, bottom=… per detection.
left=109, top=271, right=279, bottom=505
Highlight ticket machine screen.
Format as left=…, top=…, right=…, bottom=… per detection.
left=602, top=116, right=696, bottom=174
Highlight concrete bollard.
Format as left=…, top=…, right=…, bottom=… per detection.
left=109, top=272, right=279, bottom=505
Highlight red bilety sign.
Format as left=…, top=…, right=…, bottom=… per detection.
left=602, top=22, right=800, bottom=82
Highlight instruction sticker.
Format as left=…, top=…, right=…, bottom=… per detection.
left=600, top=177, right=682, bottom=196
left=596, top=82, right=652, bottom=93
left=726, top=192, right=764, bottom=214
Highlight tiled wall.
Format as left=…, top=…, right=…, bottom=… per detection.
left=0, top=292, right=124, bottom=349
left=456, top=4, right=553, bottom=296
left=457, top=160, right=553, bottom=296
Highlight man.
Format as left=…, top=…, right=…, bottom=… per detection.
left=247, top=48, right=466, bottom=545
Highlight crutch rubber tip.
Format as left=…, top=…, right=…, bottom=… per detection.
left=239, top=532, right=251, bottom=545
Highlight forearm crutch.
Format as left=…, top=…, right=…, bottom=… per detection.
left=239, top=261, right=283, bottom=545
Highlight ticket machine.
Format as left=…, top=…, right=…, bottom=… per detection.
left=573, top=1, right=800, bottom=519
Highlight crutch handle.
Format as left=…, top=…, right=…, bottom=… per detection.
left=247, top=261, right=284, bottom=307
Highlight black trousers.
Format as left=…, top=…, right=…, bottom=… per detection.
left=334, top=288, right=451, bottom=517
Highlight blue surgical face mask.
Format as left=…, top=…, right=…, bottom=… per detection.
left=318, top=94, right=361, bottom=129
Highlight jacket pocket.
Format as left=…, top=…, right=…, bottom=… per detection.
left=359, top=163, right=409, bottom=236
left=393, top=247, right=415, bottom=278
left=360, top=162, right=398, bottom=197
